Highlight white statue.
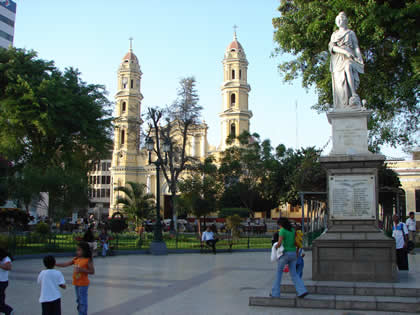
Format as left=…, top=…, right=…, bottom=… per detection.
left=329, top=12, right=364, bottom=110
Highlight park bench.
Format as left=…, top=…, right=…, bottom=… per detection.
left=199, top=233, right=233, bottom=253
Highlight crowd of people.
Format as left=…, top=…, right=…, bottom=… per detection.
left=0, top=213, right=417, bottom=313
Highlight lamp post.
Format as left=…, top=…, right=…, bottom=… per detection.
left=146, top=137, right=170, bottom=255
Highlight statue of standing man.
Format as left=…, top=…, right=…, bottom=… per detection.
left=329, top=12, right=364, bottom=110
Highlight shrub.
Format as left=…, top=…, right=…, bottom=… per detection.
left=219, top=208, right=249, bottom=218
left=0, top=234, right=8, bottom=250
left=109, top=218, right=128, bottom=233
left=35, top=222, right=51, bottom=235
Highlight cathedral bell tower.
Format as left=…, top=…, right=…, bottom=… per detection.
left=110, top=39, right=143, bottom=213
left=219, top=28, right=252, bottom=150
left=112, top=38, right=143, bottom=167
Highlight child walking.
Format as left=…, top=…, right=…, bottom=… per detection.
left=38, top=255, right=66, bottom=315
left=0, top=248, right=13, bottom=315
left=57, top=242, right=95, bottom=315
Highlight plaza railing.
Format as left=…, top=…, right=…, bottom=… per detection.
left=2, top=229, right=325, bottom=256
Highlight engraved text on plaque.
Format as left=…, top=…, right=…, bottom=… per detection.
left=329, top=175, right=375, bottom=219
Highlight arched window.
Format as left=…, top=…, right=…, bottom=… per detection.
left=230, top=123, right=236, bottom=138
left=122, top=102, right=126, bottom=112
left=230, top=93, right=236, bottom=106
left=231, top=69, right=235, bottom=80
left=130, top=79, right=134, bottom=89
left=239, top=69, right=242, bottom=80
left=121, top=130, right=125, bottom=145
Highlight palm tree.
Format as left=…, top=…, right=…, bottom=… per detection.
left=115, top=182, right=155, bottom=229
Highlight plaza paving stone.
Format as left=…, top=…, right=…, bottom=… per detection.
left=6, top=251, right=419, bottom=314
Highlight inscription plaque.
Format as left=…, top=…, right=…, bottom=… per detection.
left=329, top=175, right=375, bottom=219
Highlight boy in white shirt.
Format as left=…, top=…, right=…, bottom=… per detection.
left=0, top=248, right=13, bottom=315
left=392, top=215, right=409, bottom=270
left=38, top=255, right=66, bottom=315
left=406, top=212, right=416, bottom=255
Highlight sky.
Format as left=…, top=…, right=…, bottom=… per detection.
left=13, top=0, right=409, bottom=159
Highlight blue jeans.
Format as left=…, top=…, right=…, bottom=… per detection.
left=102, top=243, right=108, bottom=257
left=75, top=285, right=88, bottom=315
left=296, top=259, right=304, bottom=278
left=271, top=251, right=307, bottom=297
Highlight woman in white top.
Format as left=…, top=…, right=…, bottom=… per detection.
left=0, top=248, right=13, bottom=315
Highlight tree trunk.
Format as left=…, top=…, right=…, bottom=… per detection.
left=197, top=217, right=201, bottom=236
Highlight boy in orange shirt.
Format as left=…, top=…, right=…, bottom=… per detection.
left=57, top=242, right=94, bottom=315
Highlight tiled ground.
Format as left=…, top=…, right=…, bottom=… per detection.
left=6, top=250, right=419, bottom=315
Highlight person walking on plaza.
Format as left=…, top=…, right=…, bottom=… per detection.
left=56, top=242, right=95, bottom=315
left=0, top=248, right=13, bottom=315
left=271, top=218, right=308, bottom=298
left=406, top=212, right=417, bottom=255
left=83, top=226, right=97, bottom=257
left=392, top=215, right=409, bottom=270
left=202, top=226, right=218, bottom=254
left=38, top=255, right=66, bottom=315
left=99, top=229, right=109, bottom=257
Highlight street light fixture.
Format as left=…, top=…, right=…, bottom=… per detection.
left=146, top=136, right=170, bottom=255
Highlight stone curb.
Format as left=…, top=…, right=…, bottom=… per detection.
left=12, top=248, right=270, bottom=260
left=249, top=295, right=420, bottom=313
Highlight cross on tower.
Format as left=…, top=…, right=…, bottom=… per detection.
left=233, top=25, right=238, bottom=40
left=129, top=37, right=133, bottom=50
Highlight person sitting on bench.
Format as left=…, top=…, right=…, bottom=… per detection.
left=202, top=226, right=218, bottom=254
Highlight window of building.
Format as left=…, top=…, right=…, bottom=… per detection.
left=239, top=69, right=242, bottom=80
left=230, top=123, right=236, bottom=137
left=230, top=93, right=236, bottom=106
left=130, top=79, right=134, bottom=89
left=121, top=130, right=125, bottom=145
left=122, top=102, right=126, bottom=112
left=106, top=189, right=110, bottom=197
left=102, top=162, right=107, bottom=171
left=416, top=190, right=420, bottom=212
left=107, top=162, right=111, bottom=170
left=106, top=176, right=111, bottom=184
left=101, top=188, right=106, bottom=198
left=96, top=176, right=100, bottom=184
left=92, top=189, right=96, bottom=198
left=232, top=69, right=235, bottom=80
left=101, top=176, right=106, bottom=184
left=93, top=176, right=96, bottom=185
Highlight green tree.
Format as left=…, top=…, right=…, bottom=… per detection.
left=9, top=166, right=43, bottom=213
left=146, top=76, right=203, bottom=230
left=177, top=157, right=222, bottom=234
left=115, top=182, right=155, bottom=228
left=219, top=132, right=282, bottom=216
left=0, top=47, right=112, bottom=217
left=0, top=157, right=9, bottom=206
left=272, top=1, right=419, bottom=149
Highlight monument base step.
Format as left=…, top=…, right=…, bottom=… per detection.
left=281, top=282, right=419, bottom=297
left=249, top=294, right=420, bottom=313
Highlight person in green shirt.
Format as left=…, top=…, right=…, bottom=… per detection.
left=271, top=218, right=308, bottom=298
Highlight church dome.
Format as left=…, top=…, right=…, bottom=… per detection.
left=122, top=51, right=138, bottom=63
left=227, top=39, right=243, bottom=52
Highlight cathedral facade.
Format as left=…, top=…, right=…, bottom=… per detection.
left=108, top=32, right=252, bottom=216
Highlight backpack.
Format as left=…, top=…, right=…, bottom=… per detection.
left=295, top=229, right=303, bottom=249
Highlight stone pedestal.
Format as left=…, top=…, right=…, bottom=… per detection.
left=312, top=111, right=397, bottom=282
left=328, top=110, right=370, bottom=155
